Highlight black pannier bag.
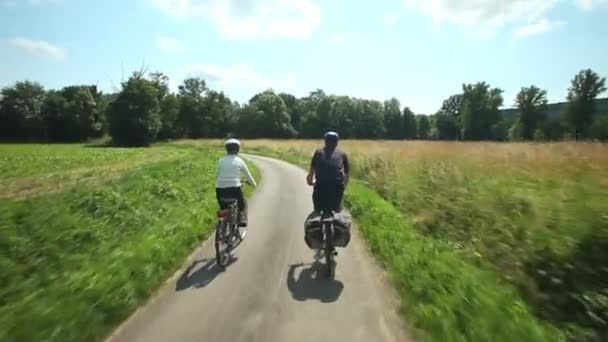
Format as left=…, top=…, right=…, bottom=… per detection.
left=304, top=211, right=352, bottom=249
left=332, top=212, right=352, bottom=247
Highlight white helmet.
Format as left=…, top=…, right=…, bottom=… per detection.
left=224, top=138, right=241, bottom=146
left=224, top=138, right=241, bottom=153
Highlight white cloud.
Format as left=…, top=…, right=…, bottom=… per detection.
left=328, top=32, right=351, bottom=44
left=183, top=63, right=296, bottom=91
left=403, top=0, right=560, bottom=36
left=151, top=0, right=321, bottom=40
left=6, top=38, right=66, bottom=61
left=156, top=36, right=185, bottom=52
left=514, top=17, right=564, bottom=38
left=383, top=11, right=399, bottom=25
left=402, top=0, right=608, bottom=36
left=575, top=0, right=608, bottom=10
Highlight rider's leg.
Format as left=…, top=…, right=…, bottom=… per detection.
left=312, top=185, right=322, bottom=213
left=216, top=188, right=226, bottom=209
left=236, top=187, right=247, bottom=226
left=334, top=184, right=345, bottom=212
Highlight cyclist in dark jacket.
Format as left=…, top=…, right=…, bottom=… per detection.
left=306, top=131, right=349, bottom=213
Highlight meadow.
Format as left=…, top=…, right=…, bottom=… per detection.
left=245, top=140, right=608, bottom=342
left=2, top=140, right=606, bottom=342
left=0, top=143, right=258, bottom=341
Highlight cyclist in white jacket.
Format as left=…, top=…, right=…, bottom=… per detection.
left=216, top=138, right=257, bottom=228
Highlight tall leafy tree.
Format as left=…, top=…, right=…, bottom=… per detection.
left=440, top=94, right=464, bottom=121
left=402, top=107, right=417, bottom=139
left=433, top=113, right=460, bottom=140
left=330, top=96, right=356, bottom=138
left=0, top=81, right=46, bottom=140
left=177, top=77, right=207, bottom=138
left=461, top=82, right=504, bottom=140
left=108, top=72, right=161, bottom=146
left=417, top=115, right=431, bottom=139
left=297, top=89, right=326, bottom=138
left=278, top=92, right=300, bottom=132
left=239, top=90, right=295, bottom=138
left=564, top=69, right=607, bottom=139
left=384, top=98, right=403, bottom=139
left=157, top=93, right=180, bottom=139
left=516, top=86, right=548, bottom=140
left=204, top=90, right=234, bottom=138
left=354, top=99, right=385, bottom=138
left=435, top=94, right=464, bottom=140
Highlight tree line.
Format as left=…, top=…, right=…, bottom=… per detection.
left=0, top=68, right=606, bottom=146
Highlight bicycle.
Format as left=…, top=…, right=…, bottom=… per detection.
left=214, top=182, right=251, bottom=268
left=214, top=199, right=240, bottom=267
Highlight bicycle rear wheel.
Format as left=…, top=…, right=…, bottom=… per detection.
left=324, top=223, right=334, bottom=278
left=215, top=220, right=231, bottom=267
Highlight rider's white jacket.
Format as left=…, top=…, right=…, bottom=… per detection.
left=216, top=154, right=257, bottom=188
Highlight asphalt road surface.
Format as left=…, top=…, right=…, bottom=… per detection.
left=107, top=155, right=411, bottom=342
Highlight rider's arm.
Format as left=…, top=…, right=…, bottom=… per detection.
left=343, top=153, right=350, bottom=186
left=307, top=151, right=318, bottom=185
left=240, top=159, right=257, bottom=186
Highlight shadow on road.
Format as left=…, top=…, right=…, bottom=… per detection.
left=287, top=256, right=344, bottom=303
left=175, top=257, right=237, bottom=291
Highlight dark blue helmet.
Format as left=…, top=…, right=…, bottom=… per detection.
left=324, top=131, right=340, bottom=141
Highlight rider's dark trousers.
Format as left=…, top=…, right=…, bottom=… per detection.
left=216, top=187, right=247, bottom=221
left=312, top=183, right=344, bottom=213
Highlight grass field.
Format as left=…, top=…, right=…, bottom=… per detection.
left=245, top=140, right=608, bottom=342
left=2, top=140, right=606, bottom=341
left=0, top=143, right=259, bottom=341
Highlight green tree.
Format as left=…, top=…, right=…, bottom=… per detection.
left=541, top=116, right=567, bottom=141
left=516, top=86, right=548, bottom=140
left=384, top=98, right=403, bottom=139
left=461, top=82, right=504, bottom=140
left=433, top=113, right=461, bottom=140
left=239, top=90, right=295, bottom=138
left=564, top=69, right=607, bottom=139
left=508, top=120, right=523, bottom=141
left=402, top=107, right=417, bottom=139
left=330, top=96, right=356, bottom=138
left=354, top=99, right=385, bottom=138
left=0, top=81, right=46, bottom=140
left=278, top=93, right=300, bottom=132
left=177, top=77, right=207, bottom=138
left=108, top=73, right=161, bottom=146
left=417, top=115, right=431, bottom=139
left=297, top=89, right=326, bottom=138
left=157, top=93, right=180, bottom=139
left=203, top=90, right=235, bottom=138
left=42, top=90, right=68, bottom=141
left=590, top=114, right=608, bottom=141
left=435, top=94, right=464, bottom=140
left=440, top=94, right=464, bottom=122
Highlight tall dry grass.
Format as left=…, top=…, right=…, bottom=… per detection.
left=245, top=139, right=608, bottom=341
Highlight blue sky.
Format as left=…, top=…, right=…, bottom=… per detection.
left=1, top=0, right=607, bottom=113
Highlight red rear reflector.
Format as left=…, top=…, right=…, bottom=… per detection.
left=217, top=210, right=228, bottom=218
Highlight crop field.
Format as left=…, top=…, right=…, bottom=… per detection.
left=244, top=139, right=608, bottom=341
left=0, top=143, right=258, bottom=341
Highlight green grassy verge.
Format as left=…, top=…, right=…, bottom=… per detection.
left=250, top=146, right=564, bottom=342
left=0, top=144, right=259, bottom=342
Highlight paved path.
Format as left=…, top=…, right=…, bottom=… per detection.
left=107, top=155, right=411, bottom=342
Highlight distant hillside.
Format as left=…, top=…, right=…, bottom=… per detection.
left=501, top=97, right=608, bottom=119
